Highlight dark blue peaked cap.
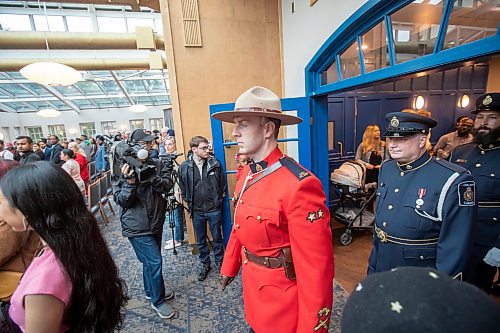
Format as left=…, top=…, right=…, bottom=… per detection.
left=384, top=111, right=437, bottom=138
left=473, top=93, right=500, bottom=114
left=341, top=267, right=500, bottom=333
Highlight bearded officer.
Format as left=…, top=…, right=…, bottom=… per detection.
left=451, top=93, right=500, bottom=293
left=212, top=86, right=334, bottom=333
left=368, top=111, right=475, bottom=278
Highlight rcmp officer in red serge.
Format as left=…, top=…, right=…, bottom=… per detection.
left=451, top=93, right=500, bottom=293
left=368, top=111, right=475, bottom=278
left=212, top=86, right=334, bottom=333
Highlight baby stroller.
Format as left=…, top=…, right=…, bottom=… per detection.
left=330, top=160, right=377, bottom=246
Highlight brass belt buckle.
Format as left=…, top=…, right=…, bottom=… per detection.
left=376, top=227, right=388, bottom=243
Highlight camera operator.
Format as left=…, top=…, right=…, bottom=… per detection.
left=112, top=129, right=175, bottom=319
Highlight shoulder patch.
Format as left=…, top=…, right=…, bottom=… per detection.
left=434, top=157, right=467, bottom=174
left=280, top=156, right=311, bottom=181
left=458, top=181, right=475, bottom=207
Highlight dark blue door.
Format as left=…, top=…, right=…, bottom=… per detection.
left=210, top=97, right=311, bottom=244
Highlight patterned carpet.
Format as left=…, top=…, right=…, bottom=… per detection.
left=100, top=204, right=348, bottom=332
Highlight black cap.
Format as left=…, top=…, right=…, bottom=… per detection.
left=341, top=267, right=500, bottom=333
left=130, top=129, right=155, bottom=142
left=473, top=93, right=500, bottom=114
left=384, top=111, right=437, bottom=138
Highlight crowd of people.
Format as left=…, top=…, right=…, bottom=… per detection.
left=0, top=87, right=499, bottom=332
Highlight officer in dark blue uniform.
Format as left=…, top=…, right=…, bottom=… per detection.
left=451, top=93, right=500, bottom=293
left=368, top=111, right=476, bottom=278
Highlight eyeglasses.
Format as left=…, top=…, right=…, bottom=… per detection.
left=197, top=146, right=209, bottom=151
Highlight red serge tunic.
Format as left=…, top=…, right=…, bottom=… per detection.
left=220, top=147, right=335, bottom=332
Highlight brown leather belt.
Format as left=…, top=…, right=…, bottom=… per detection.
left=243, top=247, right=284, bottom=269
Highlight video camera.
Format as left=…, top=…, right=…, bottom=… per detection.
left=112, top=140, right=157, bottom=184
left=158, top=152, right=183, bottom=173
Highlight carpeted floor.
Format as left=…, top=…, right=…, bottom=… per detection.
left=100, top=204, right=348, bottom=332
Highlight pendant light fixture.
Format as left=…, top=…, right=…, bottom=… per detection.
left=19, top=1, right=81, bottom=86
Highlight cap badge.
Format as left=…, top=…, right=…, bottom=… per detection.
left=390, top=116, right=400, bottom=128
left=482, top=95, right=492, bottom=106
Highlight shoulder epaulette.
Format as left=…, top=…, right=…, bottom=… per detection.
left=280, top=156, right=311, bottom=181
left=434, top=157, right=467, bottom=173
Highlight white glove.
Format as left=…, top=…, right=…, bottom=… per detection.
left=483, top=247, right=500, bottom=267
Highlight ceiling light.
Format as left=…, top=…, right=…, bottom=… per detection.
left=37, top=108, right=61, bottom=118
left=20, top=62, right=82, bottom=86
left=129, top=104, right=148, bottom=113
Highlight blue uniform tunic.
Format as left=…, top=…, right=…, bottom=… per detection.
left=368, top=152, right=475, bottom=277
left=451, top=141, right=500, bottom=290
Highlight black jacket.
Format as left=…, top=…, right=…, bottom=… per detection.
left=49, top=143, right=64, bottom=166
left=178, top=153, right=227, bottom=214
left=18, top=151, right=41, bottom=165
left=113, top=158, right=173, bottom=237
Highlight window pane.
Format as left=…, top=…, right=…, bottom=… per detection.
left=124, top=80, right=147, bottom=93
left=149, top=118, right=163, bottom=131
left=130, top=119, right=144, bottom=131
left=0, top=84, right=31, bottom=97
left=154, top=19, right=164, bottom=34
left=101, top=121, right=117, bottom=136
left=156, top=95, right=171, bottom=105
left=74, top=81, right=102, bottom=95
left=25, top=127, right=44, bottom=142
left=390, top=0, right=445, bottom=64
left=73, top=99, right=95, bottom=108
left=321, top=60, right=339, bottom=85
left=79, top=122, right=96, bottom=137
left=1, top=127, right=11, bottom=142
left=443, top=0, right=499, bottom=50
left=340, top=41, right=361, bottom=79
left=33, top=15, right=65, bottom=32
left=0, top=14, right=31, bottom=31
left=67, top=16, right=92, bottom=32
left=97, top=17, right=126, bottom=33
left=127, top=18, right=155, bottom=32
left=361, top=20, right=390, bottom=73
left=48, top=124, right=67, bottom=140
left=54, top=85, right=80, bottom=96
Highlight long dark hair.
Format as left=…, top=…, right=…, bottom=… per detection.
left=0, top=162, right=128, bottom=332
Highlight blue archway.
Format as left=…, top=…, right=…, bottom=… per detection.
left=305, top=0, right=499, bottom=192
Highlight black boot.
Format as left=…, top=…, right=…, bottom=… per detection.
left=198, top=264, right=211, bottom=281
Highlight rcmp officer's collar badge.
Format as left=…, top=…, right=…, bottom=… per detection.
left=250, top=160, right=268, bottom=173
left=482, top=95, right=492, bottom=106
left=390, top=116, right=400, bottom=128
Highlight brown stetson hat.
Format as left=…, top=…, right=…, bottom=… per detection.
left=211, top=86, right=302, bottom=126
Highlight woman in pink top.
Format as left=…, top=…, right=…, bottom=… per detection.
left=0, top=162, right=127, bottom=332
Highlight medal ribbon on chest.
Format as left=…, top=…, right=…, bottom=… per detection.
left=416, top=188, right=426, bottom=207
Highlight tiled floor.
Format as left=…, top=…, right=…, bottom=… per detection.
left=101, top=205, right=348, bottom=332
